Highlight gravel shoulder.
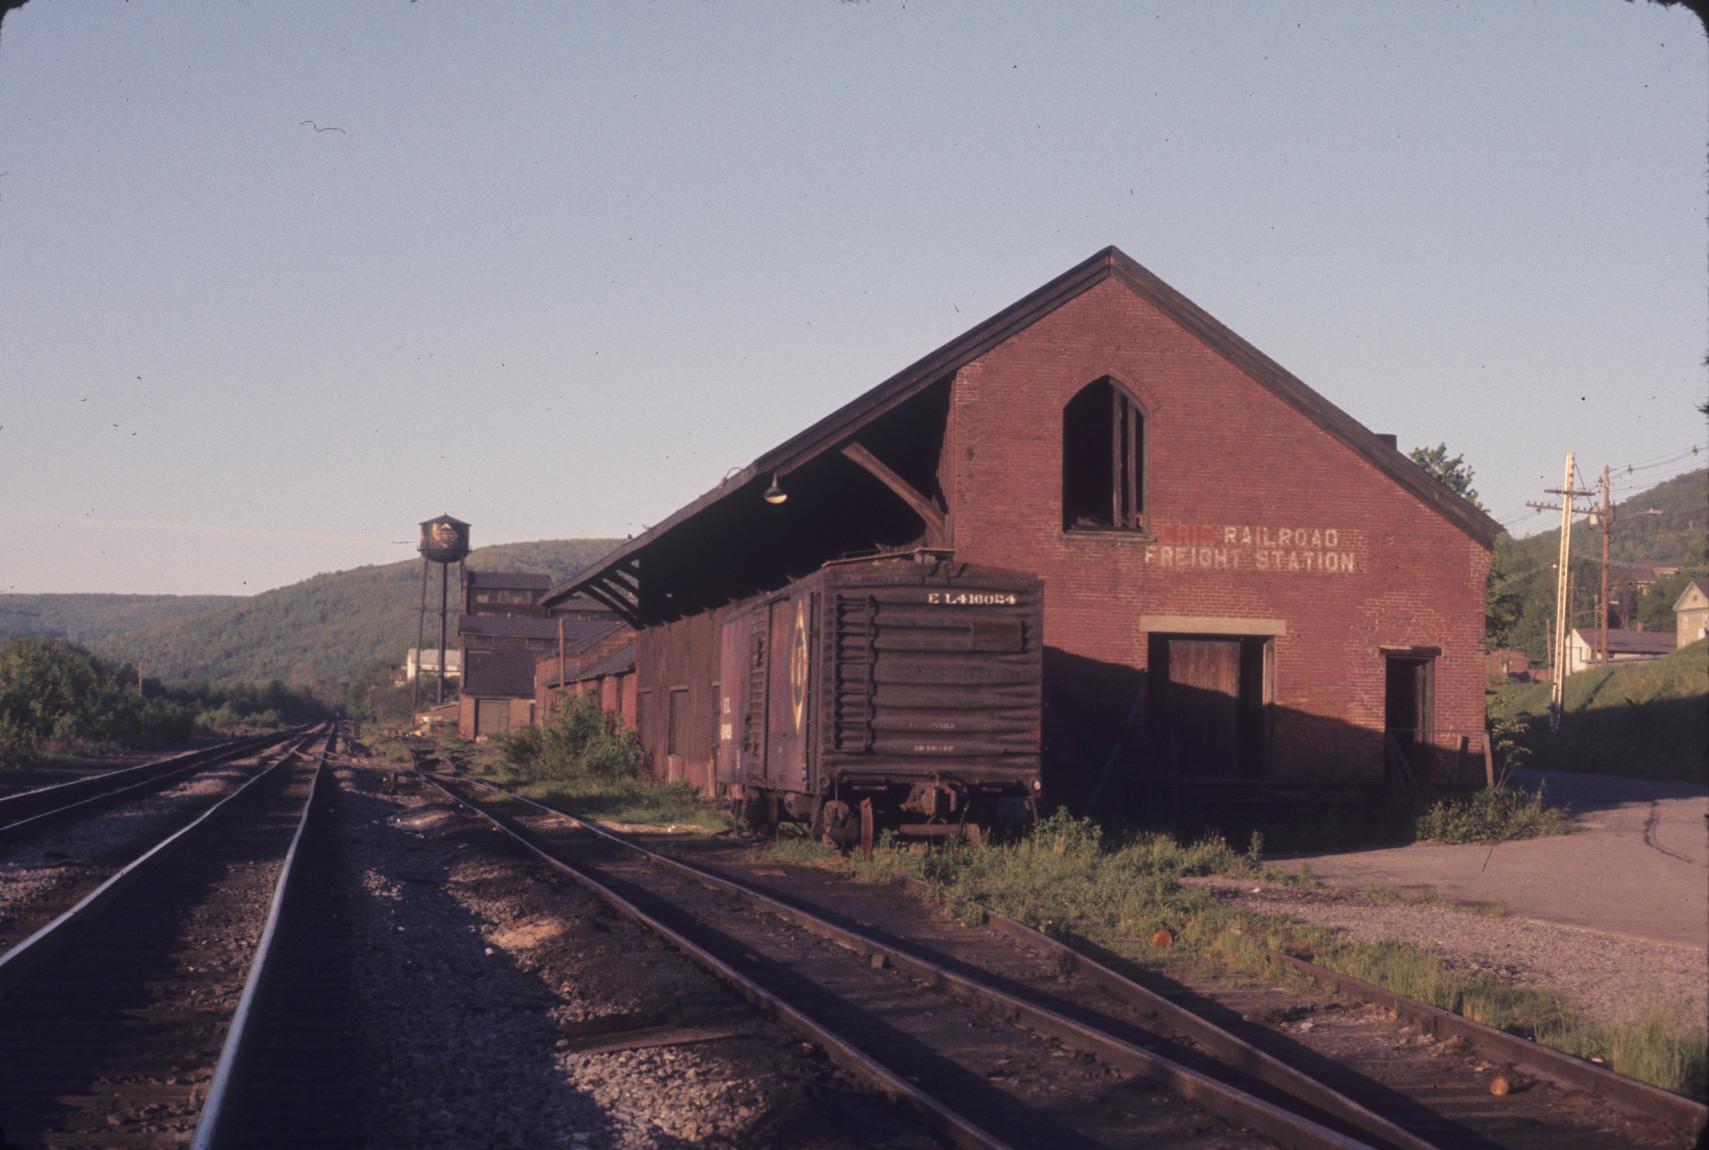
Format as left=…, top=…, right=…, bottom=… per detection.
left=338, top=764, right=936, bottom=1150
left=1183, top=875, right=1708, bottom=1028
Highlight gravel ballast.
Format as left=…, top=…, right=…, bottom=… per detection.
left=337, top=764, right=933, bottom=1150
left=1185, top=876, right=1709, bottom=1028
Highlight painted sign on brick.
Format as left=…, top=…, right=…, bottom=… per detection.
left=1145, top=523, right=1363, bottom=574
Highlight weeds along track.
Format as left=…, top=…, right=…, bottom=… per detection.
left=670, top=847, right=1702, bottom=1150
left=685, top=851, right=1705, bottom=1150
left=0, top=732, right=322, bottom=955
left=0, top=729, right=333, bottom=1148
left=701, top=849, right=1701, bottom=1150
left=421, top=770, right=1383, bottom=1150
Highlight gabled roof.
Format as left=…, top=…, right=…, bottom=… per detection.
left=564, top=246, right=1501, bottom=601
left=1672, top=580, right=1708, bottom=612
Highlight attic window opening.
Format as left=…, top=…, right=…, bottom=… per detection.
left=1063, top=378, right=1144, bottom=531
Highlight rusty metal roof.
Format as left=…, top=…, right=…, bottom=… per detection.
left=561, top=246, right=1502, bottom=604
left=538, top=638, right=636, bottom=689
left=1572, top=627, right=1677, bottom=656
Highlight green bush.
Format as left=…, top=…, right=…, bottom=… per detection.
left=507, top=696, right=643, bottom=782
left=1413, top=781, right=1571, bottom=844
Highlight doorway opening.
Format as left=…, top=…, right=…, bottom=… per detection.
left=1147, top=634, right=1271, bottom=779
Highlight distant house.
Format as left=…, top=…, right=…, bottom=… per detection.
left=1564, top=627, right=1674, bottom=676
left=1674, top=580, right=1709, bottom=648
left=403, top=647, right=462, bottom=684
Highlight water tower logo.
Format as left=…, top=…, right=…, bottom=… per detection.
left=418, top=514, right=470, bottom=564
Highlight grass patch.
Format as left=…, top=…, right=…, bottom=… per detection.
left=1539, top=1012, right=1708, bottom=1101
left=367, top=719, right=729, bottom=831
left=772, top=809, right=1706, bottom=1097
left=1412, top=782, right=1573, bottom=844
left=368, top=737, right=415, bottom=766
left=465, top=754, right=727, bottom=831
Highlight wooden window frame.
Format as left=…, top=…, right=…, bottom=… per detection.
left=1062, top=377, right=1146, bottom=533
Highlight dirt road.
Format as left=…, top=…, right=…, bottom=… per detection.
left=1281, top=769, right=1708, bottom=951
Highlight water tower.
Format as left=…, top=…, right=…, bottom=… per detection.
left=414, top=514, right=470, bottom=715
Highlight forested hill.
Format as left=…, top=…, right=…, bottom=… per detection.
left=1491, top=468, right=1708, bottom=662
left=0, top=593, right=241, bottom=643
left=89, top=538, right=621, bottom=689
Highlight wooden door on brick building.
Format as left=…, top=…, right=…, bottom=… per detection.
left=474, top=697, right=511, bottom=738
left=1149, top=635, right=1269, bottom=778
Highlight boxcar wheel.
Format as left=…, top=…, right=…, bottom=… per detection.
left=732, top=789, right=772, bottom=833
left=815, top=799, right=859, bottom=850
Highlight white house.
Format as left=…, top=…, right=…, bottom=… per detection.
left=1564, top=627, right=1674, bottom=676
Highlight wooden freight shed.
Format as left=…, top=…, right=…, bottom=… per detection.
left=535, top=627, right=638, bottom=726
left=558, top=247, right=1500, bottom=808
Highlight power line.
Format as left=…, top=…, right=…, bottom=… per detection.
left=1619, top=443, right=1701, bottom=472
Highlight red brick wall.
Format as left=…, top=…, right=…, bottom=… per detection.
left=947, top=278, right=1490, bottom=783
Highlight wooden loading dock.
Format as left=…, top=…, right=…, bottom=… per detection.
left=556, top=246, right=1500, bottom=811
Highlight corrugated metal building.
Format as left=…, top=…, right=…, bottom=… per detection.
left=558, top=248, right=1500, bottom=807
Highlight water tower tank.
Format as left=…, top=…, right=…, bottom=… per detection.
left=418, top=514, right=471, bottom=564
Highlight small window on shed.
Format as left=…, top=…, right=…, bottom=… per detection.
left=1063, top=378, right=1144, bottom=531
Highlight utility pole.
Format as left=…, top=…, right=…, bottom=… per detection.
left=1527, top=452, right=1595, bottom=732
left=1596, top=465, right=1612, bottom=670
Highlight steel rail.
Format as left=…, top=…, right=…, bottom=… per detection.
left=190, top=727, right=337, bottom=1150
left=0, top=726, right=306, bottom=838
left=880, top=875, right=1439, bottom=1150
left=424, top=771, right=1379, bottom=1150
left=416, top=769, right=1010, bottom=1150
left=918, top=878, right=1709, bottom=1147
left=0, top=731, right=318, bottom=997
left=1266, top=951, right=1709, bottom=1143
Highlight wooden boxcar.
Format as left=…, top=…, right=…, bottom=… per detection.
left=716, top=551, right=1043, bottom=843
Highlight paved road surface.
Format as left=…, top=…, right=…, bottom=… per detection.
left=1283, top=769, right=1708, bottom=951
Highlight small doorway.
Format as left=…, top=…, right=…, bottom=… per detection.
left=474, top=697, right=511, bottom=738
left=1148, top=634, right=1271, bottom=778
left=666, top=686, right=691, bottom=783
left=1383, top=652, right=1435, bottom=779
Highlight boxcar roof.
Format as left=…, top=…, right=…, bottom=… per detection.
left=562, top=245, right=1501, bottom=610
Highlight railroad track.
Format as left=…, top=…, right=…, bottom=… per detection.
left=419, top=769, right=1402, bottom=1150
left=0, top=731, right=321, bottom=957
left=0, top=726, right=307, bottom=840
left=423, top=771, right=1706, bottom=1150
left=0, top=727, right=335, bottom=1148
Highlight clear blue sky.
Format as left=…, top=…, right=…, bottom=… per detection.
left=3, top=1, right=1703, bottom=595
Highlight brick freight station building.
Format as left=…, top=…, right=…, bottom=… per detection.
left=558, top=247, right=1501, bottom=808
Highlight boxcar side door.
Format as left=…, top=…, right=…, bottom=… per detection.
left=764, top=590, right=813, bottom=794
left=716, top=614, right=750, bottom=792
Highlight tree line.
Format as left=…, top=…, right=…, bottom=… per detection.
left=0, top=636, right=331, bottom=768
